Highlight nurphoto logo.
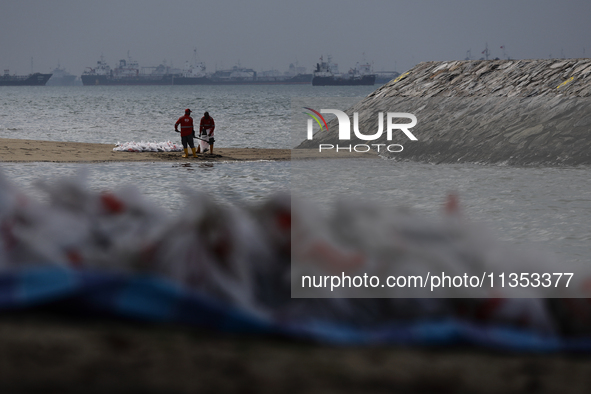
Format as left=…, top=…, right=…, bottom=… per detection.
left=303, top=108, right=418, bottom=153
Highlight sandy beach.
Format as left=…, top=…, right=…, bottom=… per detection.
left=0, top=138, right=292, bottom=163
left=0, top=138, right=378, bottom=163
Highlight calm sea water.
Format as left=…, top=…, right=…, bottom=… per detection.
left=293, top=158, right=591, bottom=265
left=0, top=85, right=374, bottom=148
left=0, top=85, right=590, bottom=265
left=0, top=160, right=291, bottom=211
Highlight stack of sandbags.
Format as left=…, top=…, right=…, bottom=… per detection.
left=0, top=170, right=584, bottom=335
left=113, top=141, right=182, bottom=152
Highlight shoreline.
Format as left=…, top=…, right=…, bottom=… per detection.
left=0, top=138, right=378, bottom=163
left=0, top=138, right=291, bottom=163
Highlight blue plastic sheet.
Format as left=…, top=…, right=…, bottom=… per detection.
left=2, top=267, right=591, bottom=352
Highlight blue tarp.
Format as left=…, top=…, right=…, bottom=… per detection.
left=1, top=267, right=591, bottom=352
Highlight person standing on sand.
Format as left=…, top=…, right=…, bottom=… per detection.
left=175, top=109, right=197, bottom=158
left=199, top=112, right=215, bottom=154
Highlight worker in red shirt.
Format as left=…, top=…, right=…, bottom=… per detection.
left=199, top=111, right=215, bottom=154
left=174, top=108, right=197, bottom=158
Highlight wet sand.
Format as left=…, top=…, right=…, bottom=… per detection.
left=0, top=138, right=378, bottom=163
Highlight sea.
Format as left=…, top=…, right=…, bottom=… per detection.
left=0, top=85, right=590, bottom=266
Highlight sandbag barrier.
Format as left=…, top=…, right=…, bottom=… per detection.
left=1, top=170, right=591, bottom=349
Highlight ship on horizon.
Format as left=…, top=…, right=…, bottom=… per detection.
left=81, top=55, right=178, bottom=86
left=374, top=70, right=400, bottom=85
left=312, top=55, right=376, bottom=86
left=47, top=64, right=79, bottom=86
left=0, top=69, right=52, bottom=86
left=81, top=55, right=312, bottom=86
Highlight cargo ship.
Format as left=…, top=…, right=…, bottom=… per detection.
left=81, top=55, right=312, bottom=85
left=0, top=70, right=52, bottom=86
left=81, top=56, right=177, bottom=85
left=46, top=64, right=79, bottom=86
left=199, top=64, right=311, bottom=85
left=374, top=71, right=400, bottom=85
left=312, top=56, right=376, bottom=86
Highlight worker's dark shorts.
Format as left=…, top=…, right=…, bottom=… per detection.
left=181, top=135, right=195, bottom=149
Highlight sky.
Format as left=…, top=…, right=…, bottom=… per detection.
left=1, top=0, right=590, bottom=76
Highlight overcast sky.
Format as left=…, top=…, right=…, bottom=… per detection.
left=1, top=0, right=590, bottom=76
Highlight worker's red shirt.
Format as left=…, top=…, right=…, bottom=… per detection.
left=175, top=115, right=194, bottom=137
left=200, top=116, right=215, bottom=134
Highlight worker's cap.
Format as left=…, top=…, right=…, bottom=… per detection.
left=204, top=111, right=209, bottom=117
left=185, top=108, right=191, bottom=114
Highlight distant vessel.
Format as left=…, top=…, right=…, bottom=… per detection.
left=374, top=71, right=400, bottom=85
left=46, top=64, right=78, bottom=86
left=170, top=57, right=209, bottom=85
left=203, top=63, right=312, bottom=85
left=312, top=56, right=376, bottom=86
left=0, top=69, right=52, bottom=86
left=81, top=55, right=177, bottom=85
left=81, top=54, right=312, bottom=85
